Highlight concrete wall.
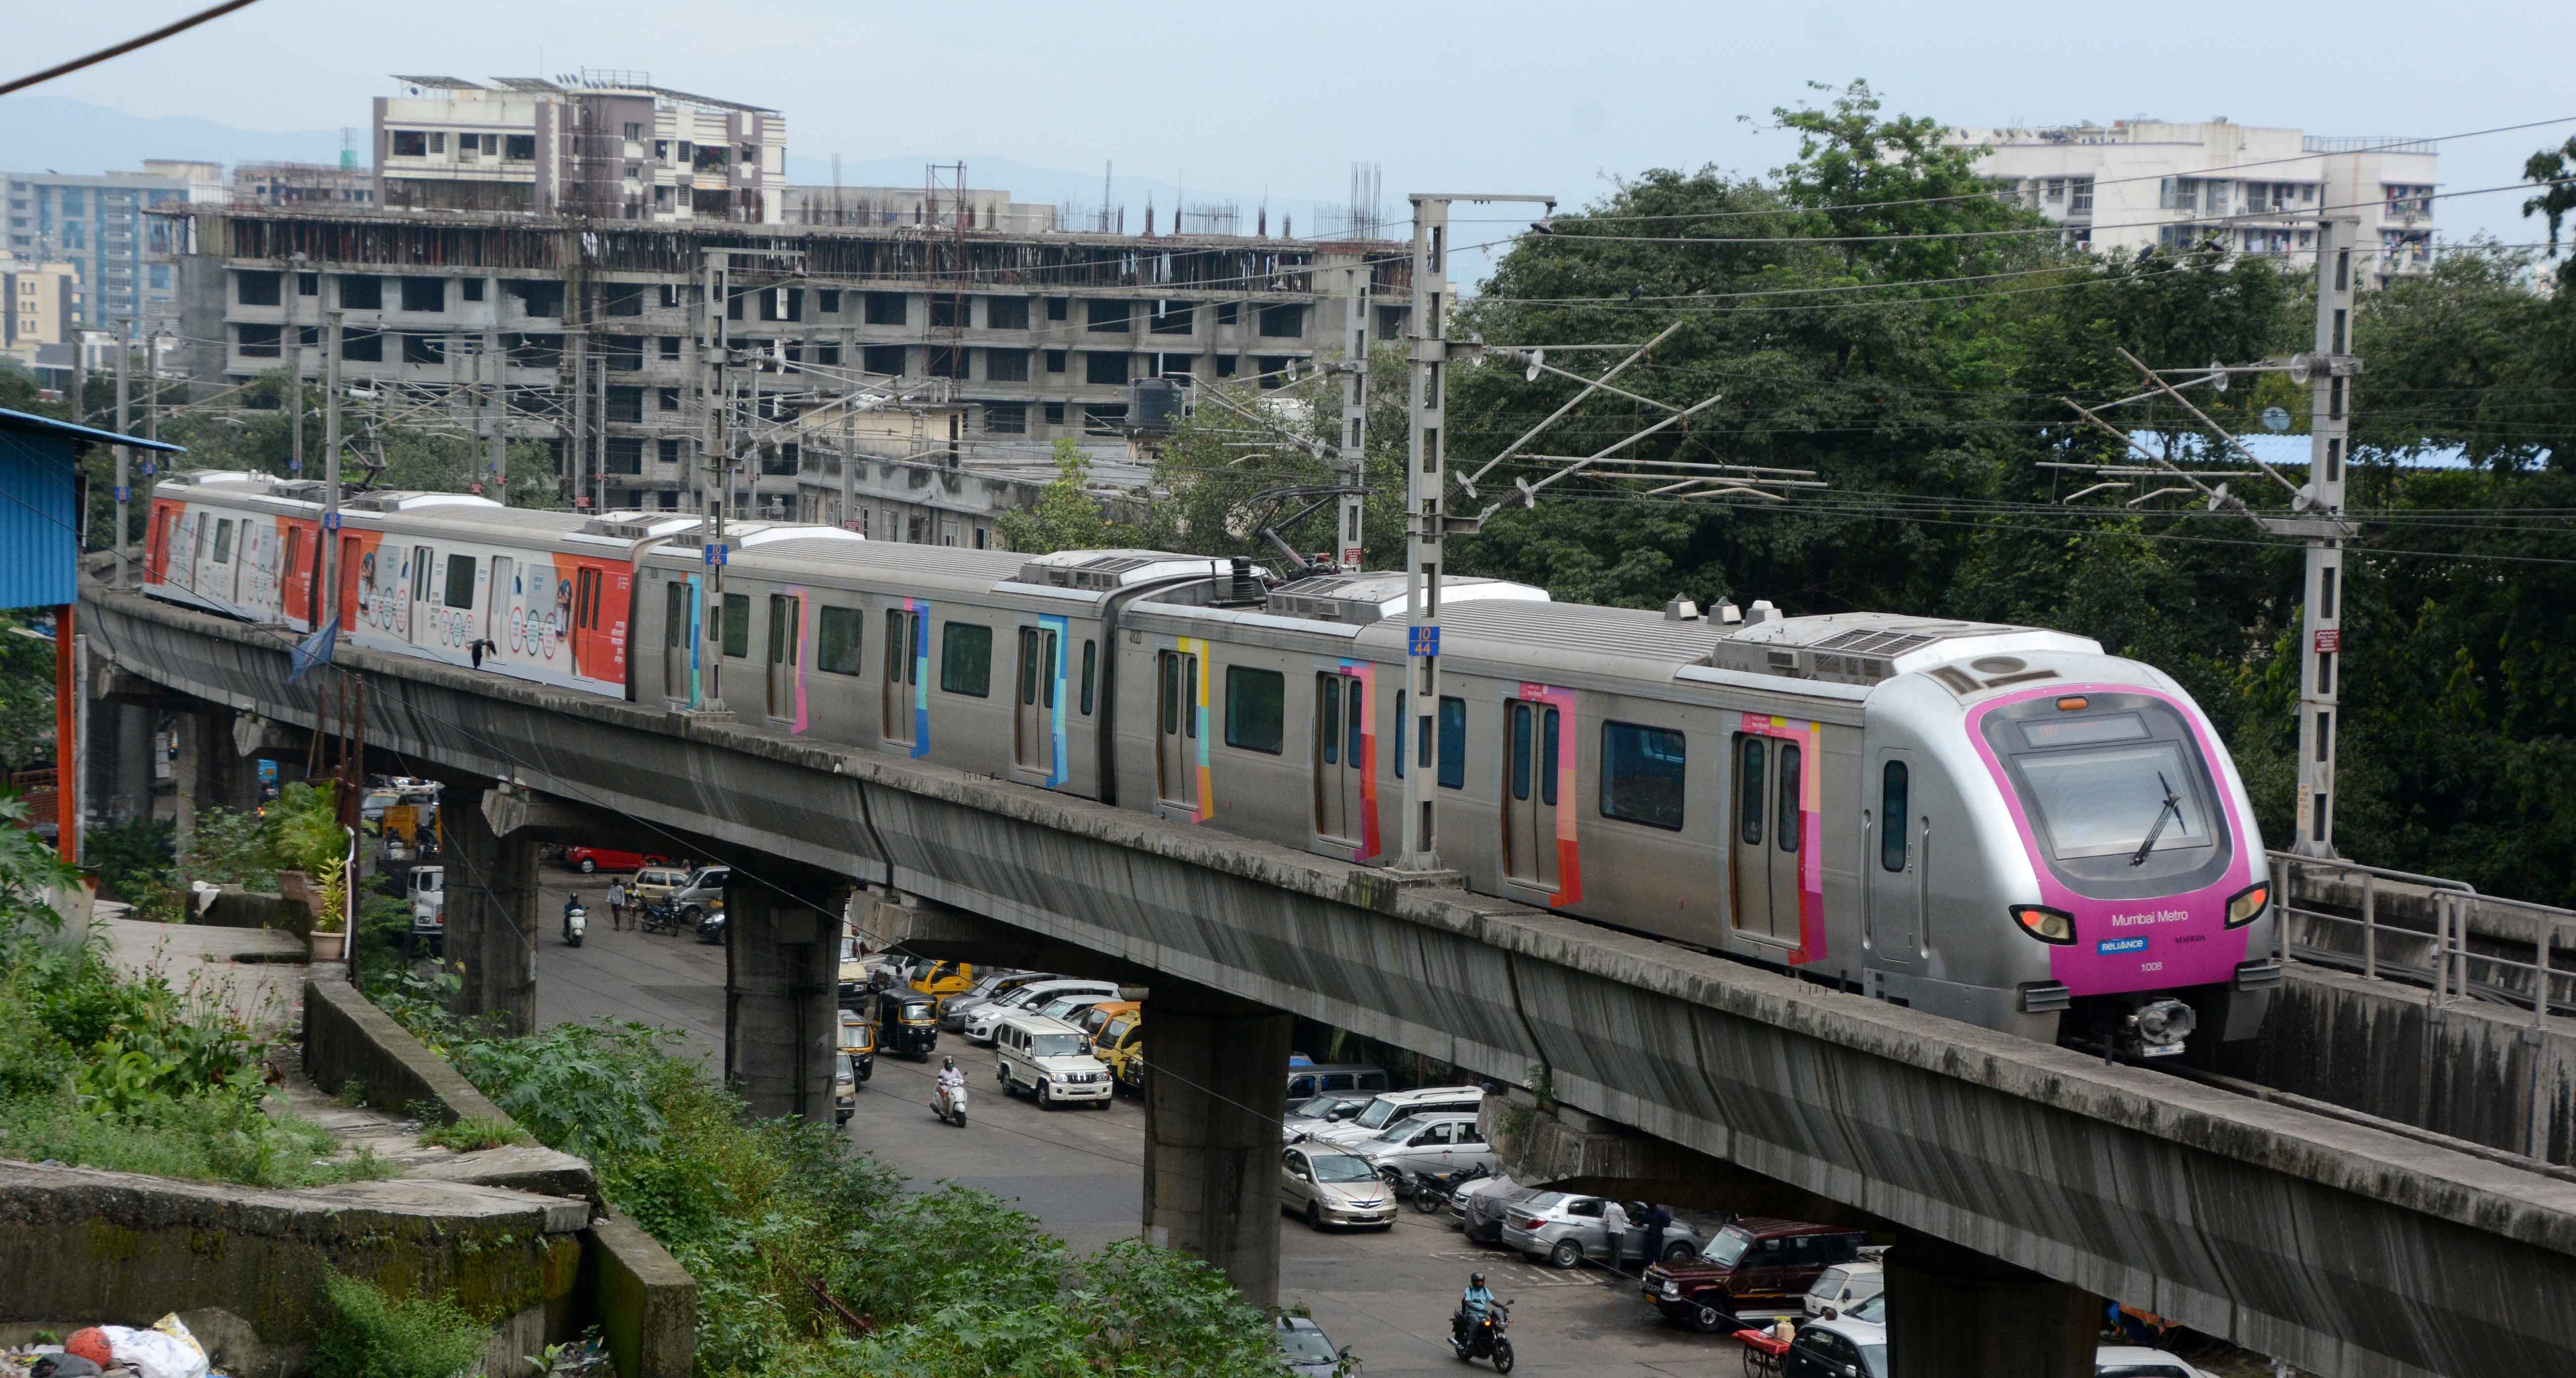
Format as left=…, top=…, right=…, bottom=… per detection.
left=304, top=977, right=511, bottom=1126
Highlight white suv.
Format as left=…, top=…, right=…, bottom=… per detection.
left=963, top=979, right=1116, bottom=1044
left=994, top=1013, right=1113, bottom=1110
left=1305, top=1085, right=1487, bottom=1150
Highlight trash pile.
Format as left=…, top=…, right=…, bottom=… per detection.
left=4, top=1316, right=221, bottom=1378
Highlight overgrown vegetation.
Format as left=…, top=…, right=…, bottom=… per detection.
left=311, top=1273, right=491, bottom=1378
left=418, top=1114, right=529, bottom=1153
left=82, top=782, right=355, bottom=927
left=368, top=969, right=1294, bottom=1378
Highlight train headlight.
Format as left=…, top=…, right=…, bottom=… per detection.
left=2010, top=904, right=2077, bottom=945
left=2224, top=883, right=2269, bottom=929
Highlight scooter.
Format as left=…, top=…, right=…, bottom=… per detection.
left=932, top=1080, right=969, bottom=1127
left=562, top=903, right=586, bottom=948
left=1411, top=1161, right=1492, bottom=1213
left=1450, top=1299, right=1514, bottom=1373
left=694, top=905, right=727, bottom=945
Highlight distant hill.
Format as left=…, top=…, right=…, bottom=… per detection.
left=0, top=94, right=346, bottom=173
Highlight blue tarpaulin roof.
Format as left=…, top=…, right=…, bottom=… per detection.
left=0, top=406, right=186, bottom=610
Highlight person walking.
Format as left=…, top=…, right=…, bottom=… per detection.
left=1641, top=1201, right=1674, bottom=1269
left=608, top=877, right=629, bottom=932
left=1599, top=1197, right=1632, bottom=1274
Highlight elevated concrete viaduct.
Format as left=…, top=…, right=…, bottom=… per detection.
left=80, top=580, right=2576, bottom=1378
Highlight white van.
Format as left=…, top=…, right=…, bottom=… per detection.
left=962, top=978, right=1118, bottom=1044
left=1305, top=1085, right=1488, bottom=1149
left=993, top=1013, right=1114, bottom=1110
left=405, top=866, right=444, bottom=956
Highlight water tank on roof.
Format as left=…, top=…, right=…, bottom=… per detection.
left=1129, top=379, right=1184, bottom=435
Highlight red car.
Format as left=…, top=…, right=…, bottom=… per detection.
left=562, top=845, right=667, bottom=875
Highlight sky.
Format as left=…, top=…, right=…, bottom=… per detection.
left=12, top=0, right=2576, bottom=261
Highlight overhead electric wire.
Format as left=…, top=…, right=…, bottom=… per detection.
left=0, top=0, right=263, bottom=97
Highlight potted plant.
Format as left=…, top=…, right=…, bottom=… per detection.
left=309, top=856, right=349, bottom=962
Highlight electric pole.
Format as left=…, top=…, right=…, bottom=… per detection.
left=699, top=248, right=733, bottom=714
left=112, top=321, right=131, bottom=589
left=2292, top=216, right=2360, bottom=857
left=1336, top=264, right=1368, bottom=572
left=321, top=311, right=343, bottom=630
left=593, top=350, right=608, bottom=516
left=486, top=281, right=508, bottom=505
left=840, top=324, right=858, bottom=530
left=568, top=331, right=587, bottom=509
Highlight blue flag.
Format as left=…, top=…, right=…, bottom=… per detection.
left=287, top=622, right=337, bottom=683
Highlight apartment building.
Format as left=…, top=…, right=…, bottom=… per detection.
left=1, top=164, right=215, bottom=330
left=165, top=203, right=1404, bottom=537
left=781, top=184, right=1059, bottom=233
left=1945, top=120, right=2438, bottom=282
left=234, top=160, right=378, bottom=208
left=375, top=72, right=786, bottom=222
left=2, top=254, right=79, bottom=369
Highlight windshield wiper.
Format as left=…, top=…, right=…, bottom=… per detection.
left=2130, top=771, right=2185, bottom=867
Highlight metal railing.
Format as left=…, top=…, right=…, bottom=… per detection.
left=2270, top=851, right=2572, bottom=1030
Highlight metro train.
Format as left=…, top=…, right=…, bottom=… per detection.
left=144, top=472, right=2278, bottom=1056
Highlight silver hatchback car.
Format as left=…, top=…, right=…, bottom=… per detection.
left=1281, top=1145, right=1396, bottom=1230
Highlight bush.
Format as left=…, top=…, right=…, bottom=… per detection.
left=419, top=1115, right=528, bottom=1152
left=311, top=1273, right=489, bottom=1378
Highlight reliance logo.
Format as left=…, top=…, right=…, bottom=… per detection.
left=2097, top=936, right=2150, bottom=955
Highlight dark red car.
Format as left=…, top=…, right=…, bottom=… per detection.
left=1642, top=1218, right=1868, bottom=1331
left=562, top=845, right=667, bottom=874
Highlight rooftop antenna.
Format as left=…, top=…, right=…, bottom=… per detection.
left=1101, top=160, right=1113, bottom=235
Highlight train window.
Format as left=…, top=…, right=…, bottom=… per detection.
left=940, top=622, right=993, bottom=697
left=1079, top=640, right=1096, bottom=715
left=1510, top=704, right=1532, bottom=801
left=576, top=568, right=602, bottom=630
left=885, top=608, right=920, bottom=685
left=1225, top=666, right=1284, bottom=754
left=1160, top=653, right=1179, bottom=729
left=1542, top=707, right=1559, bottom=806
left=1437, top=697, right=1466, bottom=789
left=1346, top=678, right=1363, bottom=766
left=1394, top=689, right=1406, bottom=778
left=1603, top=722, right=1687, bottom=831
left=444, top=553, right=477, bottom=609
left=818, top=606, right=864, bottom=675
left=1776, top=742, right=1801, bottom=852
left=1184, top=658, right=1198, bottom=738
left=1880, top=761, right=1909, bottom=873
left=722, top=594, right=749, bottom=658
left=665, top=584, right=686, bottom=647
left=1019, top=629, right=1043, bottom=705
left=212, top=519, right=234, bottom=564
left=1738, top=738, right=1766, bottom=845
left=1322, top=675, right=1341, bottom=765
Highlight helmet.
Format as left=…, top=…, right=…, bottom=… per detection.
left=943, top=1056, right=955, bottom=1069
left=1470, top=1272, right=1486, bottom=1287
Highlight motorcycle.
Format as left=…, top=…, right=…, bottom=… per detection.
left=694, top=904, right=727, bottom=945
left=932, top=1079, right=969, bottom=1127
left=1411, top=1161, right=1492, bottom=1213
left=637, top=897, right=678, bottom=936
left=562, top=903, right=586, bottom=948
left=1451, top=1299, right=1514, bottom=1372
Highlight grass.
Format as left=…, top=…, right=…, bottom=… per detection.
left=419, top=1115, right=530, bottom=1153
left=311, top=1272, right=490, bottom=1378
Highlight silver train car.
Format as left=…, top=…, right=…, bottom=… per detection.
left=145, top=473, right=2278, bottom=1055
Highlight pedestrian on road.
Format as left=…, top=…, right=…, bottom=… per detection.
left=1600, top=1197, right=1631, bottom=1273
left=608, top=877, right=629, bottom=931
left=1642, top=1201, right=1673, bottom=1268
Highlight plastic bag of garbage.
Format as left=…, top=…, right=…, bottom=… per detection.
left=99, top=1317, right=208, bottom=1378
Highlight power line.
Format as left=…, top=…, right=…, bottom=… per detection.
left=0, top=0, right=264, bottom=98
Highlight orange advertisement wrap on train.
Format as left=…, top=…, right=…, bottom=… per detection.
left=143, top=499, right=178, bottom=585
left=337, top=530, right=386, bottom=633
left=558, top=553, right=632, bottom=687
left=276, top=515, right=321, bottom=628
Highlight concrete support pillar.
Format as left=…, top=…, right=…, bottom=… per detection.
left=171, top=707, right=210, bottom=852
left=1886, top=1236, right=2101, bottom=1378
left=442, top=785, right=540, bottom=1035
left=724, top=868, right=849, bottom=1124
left=87, top=698, right=153, bottom=825
left=1142, top=984, right=1292, bottom=1307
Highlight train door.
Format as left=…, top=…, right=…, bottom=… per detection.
left=766, top=592, right=801, bottom=720
left=280, top=527, right=306, bottom=624
left=1867, top=749, right=1921, bottom=963
left=1731, top=734, right=1802, bottom=942
left=406, top=545, right=435, bottom=645
left=145, top=506, right=175, bottom=584
left=1313, top=672, right=1364, bottom=844
left=486, top=557, right=514, bottom=648
left=1156, top=648, right=1199, bottom=814
left=1502, top=698, right=1560, bottom=889
left=663, top=581, right=690, bottom=705
left=1014, top=625, right=1059, bottom=777
left=339, top=535, right=364, bottom=630
left=882, top=605, right=922, bottom=746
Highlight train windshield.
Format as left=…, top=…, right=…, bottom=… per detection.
left=1983, top=694, right=2232, bottom=891
left=2015, top=741, right=2209, bottom=861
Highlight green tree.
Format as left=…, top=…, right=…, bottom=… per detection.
left=996, top=439, right=1128, bottom=554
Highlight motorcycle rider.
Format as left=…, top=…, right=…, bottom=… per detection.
left=563, top=892, right=584, bottom=937
left=935, top=1054, right=966, bottom=1117
left=1453, top=1271, right=1495, bottom=1347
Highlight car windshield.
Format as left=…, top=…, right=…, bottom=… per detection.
left=1103, top=1017, right=1135, bottom=1043
left=1287, top=1094, right=1345, bottom=1120
left=899, top=1001, right=932, bottom=1020
left=1701, top=1228, right=1751, bottom=1267
left=687, top=867, right=725, bottom=887
left=1272, top=1328, right=1338, bottom=1364
left=1310, top=1153, right=1376, bottom=1182
left=1812, top=1267, right=1848, bottom=1296
left=1523, top=1191, right=1567, bottom=1212
left=1847, top=1293, right=1885, bottom=1324
left=839, top=935, right=860, bottom=961
left=1030, top=1033, right=1087, bottom=1058
left=1857, top=1340, right=1889, bottom=1378
left=1352, top=1097, right=1403, bottom=1130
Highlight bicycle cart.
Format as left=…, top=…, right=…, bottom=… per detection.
left=1735, top=1327, right=1790, bottom=1378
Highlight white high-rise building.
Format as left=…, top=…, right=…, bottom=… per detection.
left=1943, top=120, right=2437, bottom=284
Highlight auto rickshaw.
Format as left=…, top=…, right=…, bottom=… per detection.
left=832, top=1059, right=857, bottom=1124
left=838, top=1009, right=877, bottom=1083
left=875, top=988, right=940, bottom=1060
left=908, top=959, right=980, bottom=1000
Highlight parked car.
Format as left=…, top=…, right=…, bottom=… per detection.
left=1499, top=1192, right=1712, bottom=1270
left=404, top=865, right=444, bottom=957
left=627, top=865, right=693, bottom=906
left=1803, top=1260, right=1885, bottom=1318
left=838, top=933, right=869, bottom=1007
left=1074, top=999, right=1135, bottom=1044
left=1284, top=1061, right=1391, bottom=1100
left=1642, top=1219, right=1871, bottom=1331
left=2094, top=1350, right=2212, bottom=1378
left=909, top=959, right=982, bottom=999
left=1303, top=1085, right=1486, bottom=1150
left=665, top=865, right=730, bottom=923
left=939, top=970, right=1047, bottom=1030
left=1348, top=1111, right=1495, bottom=1185
left=993, top=1012, right=1113, bottom=1110
left=1269, top=1315, right=1345, bottom=1378
left=1032, top=992, right=1112, bottom=1024
left=1785, top=1313, right=1888, bottom=1378
left=1094, top=1007, right=1145, bottom=1091
left=1280, top=1145, right=1397, bottom=1230
left=1454, top=1179, right=1538, bottom=1244
left=1281, top=1091, right=1370, bottom=1143
left=964, top=979, right=1118, bottom=1044
left=564, top=845, right=668, bottom=875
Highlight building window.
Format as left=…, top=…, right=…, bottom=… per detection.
left=818, top=289, right=841, bottom=313
left=607, top=386, right=643, bottom=422
left=657, top=438, right=682, bottom=465
left=506, top=279, right=563, bottom=316
left=985, top=349, right=1030, bottom=383
left=236, top=323, right=282, bottom=357
left=398, top=276, right=445, bottom=312
left=1225, top=667, right=1284, bottom=754
left=862, top=344, right=905, bottom=375
left=603, top=283, right=644, bottom=317
left=1600, top=721, right=1686, bottom=830
left=657, top=386, right=680, bottom=411
left=1045, top=349, right=1066, bottom=374
left=235, top=270, right=282, bottom=306
left=1046, top=297, right=1068, bottom=321
left=2070, top=178, right=2094, bottom=214
left=461, top=278, right=485, bottom=302
left=1259, top=303, right=1303, bottom=337
left=929, top=294, right=964, bottom=328
left=985, top=296, right=1029, bottom=330
left=1215, top=354, right=1238, bottom=378
left=659, top=336, right=680, bottom=360
left=1086, top=299, right=1131, bottom=332
left=1150, top=300, right=1194, bottom=334
left=983, top=402, right=1026, bottom=434
left=927, top=345, right=961, bottom=378
left=1157, top=354, right=1193, bottom=379
left=864, top=292, right=906, bottom=325
left=391, top=130, right=427, bottom=157
left=296, top=271, right=319, bottom=297
left=1215, top=302, right=1239, bottom=326
left=1085, top=352, right=1130, bottom=386
left=940, top=622, right=993, bottom=697
left=505, top=134, right=534, bottom=161
left=1043, top=401, right=1066, bottom=427
left=341, top=329, right=383, bottom=362
left=606, top=437, right=644, bottom=474
left=603, top=335, right=644, bottom=370
left=401, top=333, right=444, bottom=365
left=1256, top=356, right=1291, bottom=388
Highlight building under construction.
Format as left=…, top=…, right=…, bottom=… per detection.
left=159, top=198, right=1409, bottom=536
